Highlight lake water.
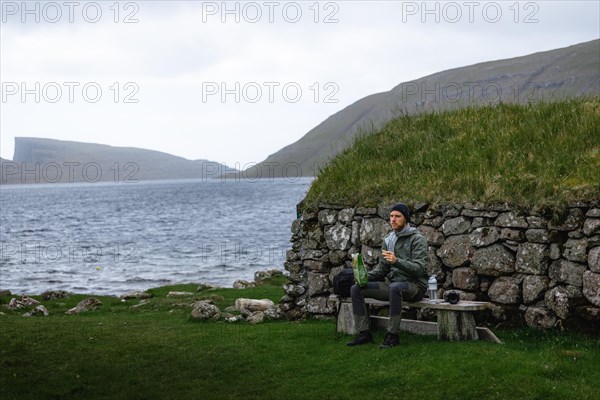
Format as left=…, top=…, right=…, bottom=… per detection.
left=0, top=178, right=312, bottom=295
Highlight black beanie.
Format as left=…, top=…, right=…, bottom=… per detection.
left=390, top=203, right=410, bottom=222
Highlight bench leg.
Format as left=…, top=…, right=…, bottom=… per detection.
left=337, top=302, right=357, bottom=335
left=437, top=310, right=479, bottom=341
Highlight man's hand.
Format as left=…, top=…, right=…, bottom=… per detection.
left=382, top=250, right=397, bottom=264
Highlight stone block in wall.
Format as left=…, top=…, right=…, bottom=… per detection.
left=549, top=259, right=586, bottom=286
left=329, top=265, right=345, bottom=285
left=515, top=243, right=550, bottom=275
left=525, top=229, right=550, bottom=243
left=442, top=216, right=471, bottom=236
left=318, top=209, right=338, bottom=226
left=587, top=208, right=600, bottom=217
left=548, top=208, right=585, bottom=231
left=577, top=306, right=600, bottom=321
left=471, top=244, right=515, bottom=276
left=359, top=218, right=390, bottom=248
left=488, top=276, right=521, bottom=304
left=307, top=272, right=331, bottom=297
left=284, top=261, right=302, bottom=274
left=427, top=247, right=443, bottom=276
left=301, top=239, right=319, bottom=250
left=469, top=227, right=500, bottom=247
left=496, top=212, right=528, bottom=228
left=338, top=208, right=355, bottom=223
left=306, top=296, right=335, bottom=314
left=306, top=225, right=325, bottom=244
left=545, top=286, right=570, bottom=319
left=568, top=230, right=584, bottom=239
left=301, top=250, right=327, bottom=261
left=549, top=243, right=562, bottom=260
left=500, top=228, right=525, bottom=241
left=302, top=210, right=318, bottom=221
left=355, top=207, right=377, bottom=215
left=361, top=244, right=380, bottom=265
left=563, top=238, right=588, bottom=262
left=522, top=275, right=550, bottom=304
left=325, top=223, right=352, bottom=251
left=418, top=225, right=445, bottom=246
left=525, top=306, right=557, bottom=329
left=583, top=218, right=600, bottom=236
left=441, top=204, right=462, bottom=217
left=437, top=235, right=475, bottom=268
left=303, top=260, right=329, bottom=272
left=588, top=247, right=600, bottom=273
left=423, top=216, right=444, bottom=228
left=291, top=219, right=302, bottom=236
left=452, top=267, right=479, bottom=290
left=284, top=283, right=306, bottom=297
left=526, top=216, right=547, bottom=229
left=351, top=221, right=361, bottom=246
left=328, top=250, right=347, bottom=267
left=583, top=271, right=600, bottom=307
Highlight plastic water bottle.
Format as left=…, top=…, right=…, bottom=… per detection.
left=428, top=275, right=438, bottom=301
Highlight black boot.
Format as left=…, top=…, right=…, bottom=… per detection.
left=346, top=330, right=373, bottom=346
left=379, top=332, right=400, bottom=349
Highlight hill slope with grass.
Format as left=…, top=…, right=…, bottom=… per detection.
left=243, top=39, right=600, bottom=178
left=304, top=98, right=600, bottom=208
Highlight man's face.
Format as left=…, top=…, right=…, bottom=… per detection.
left=389, top=211, right=406, bottom=231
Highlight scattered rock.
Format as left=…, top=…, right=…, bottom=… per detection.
left=120, top=291, right=152, bottom=300
left=167, top=291, right=194, bottom=298
left=42, top=290, right=70, bottom=301
left=246, top=311, right=265, bottom=324
left=66, top=298, right=102, bottom=315
left=190, top=300, right=220, bottom=320
left=233, top=280, right=256, bottom=289
left=23, top=305, right=49, bottom=317
left=197, top=283, right=219, bottom=292
left=254, top=269, right=283, bottom=282
left=8, top=296, right=41, bottom=310
left=234, top=298, right=275, bottom=312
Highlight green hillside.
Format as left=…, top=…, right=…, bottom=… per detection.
left=304, top=98, right=600, bottom=208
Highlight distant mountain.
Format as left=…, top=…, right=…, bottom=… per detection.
left=242, top=39, right=600, bottom=178
left=1, top=138, right=237, bottom=185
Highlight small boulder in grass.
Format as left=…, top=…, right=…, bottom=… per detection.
left=190, top=300, right=220, bottom=320
left=42, top=290, right=70, bottom=301
left=234, top=298, right=275, bottom=312
left=120, top=291, right=152, bottom=300
left=8, top=296, right=41, bottom=310
left=167, top=291, right=194, bottom=298
left=23, top=305, right=49, bottom=317
left=66, top=298, right=102, bottom=315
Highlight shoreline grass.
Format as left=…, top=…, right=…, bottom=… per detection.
left=304, top=98, right=600, bottom=208
left=1, top=279, right=599, bottom=400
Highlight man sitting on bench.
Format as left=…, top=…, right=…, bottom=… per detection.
left=346, top=203, right=429, bottom=349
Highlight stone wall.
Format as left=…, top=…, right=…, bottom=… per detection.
left=279, top=202, right=600, bottom=329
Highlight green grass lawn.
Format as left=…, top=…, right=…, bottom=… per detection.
left=1, top=279, right=598, bottom=400
left=305, top=98, right=600, bottom=208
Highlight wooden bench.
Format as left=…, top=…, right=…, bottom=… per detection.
left=329, top=295, right=501, bottom=343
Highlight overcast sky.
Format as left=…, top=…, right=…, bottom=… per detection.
left=1, top=0, right=599, bottom=168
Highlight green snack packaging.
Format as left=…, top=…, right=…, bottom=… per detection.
left=352, top=253, right=368, bottom=287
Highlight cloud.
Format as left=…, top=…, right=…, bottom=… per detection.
left=1, top=1, right=598, bottom=166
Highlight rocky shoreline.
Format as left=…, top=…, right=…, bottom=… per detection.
left=1, top=269, right=285, bottom=324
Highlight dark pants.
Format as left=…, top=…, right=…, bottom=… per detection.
left=351, top=281, right=424, bottom=334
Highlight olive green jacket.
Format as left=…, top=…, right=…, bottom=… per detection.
left=368, top=227, right=429, bottom=292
